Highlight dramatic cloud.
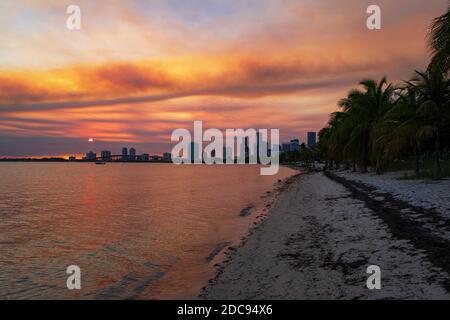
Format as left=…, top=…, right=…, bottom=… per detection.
left=0, top=0, right=448, bottom=156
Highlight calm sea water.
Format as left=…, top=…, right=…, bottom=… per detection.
left=0, top=163, right=295, bottom=299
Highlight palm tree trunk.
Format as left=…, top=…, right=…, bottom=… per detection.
left=375, top=158, right=383, bottom=175
left=414, top=141, right=420, bottom=176
left=362, top=134, right=369, bottom=173
left=435, top=128, right=441, bottom=180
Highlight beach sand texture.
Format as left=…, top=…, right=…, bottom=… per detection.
left=203, top=172, right=450, bottom=300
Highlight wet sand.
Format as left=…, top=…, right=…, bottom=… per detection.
left=202, top=171, right=450, bottom=300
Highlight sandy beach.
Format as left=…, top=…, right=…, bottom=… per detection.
left=202, top=171, right=450, bottom=300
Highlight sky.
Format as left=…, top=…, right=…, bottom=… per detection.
left=0, top=0, right=448, bottom=157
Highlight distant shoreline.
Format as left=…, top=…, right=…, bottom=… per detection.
left=0, top=158, right=172, bottom=163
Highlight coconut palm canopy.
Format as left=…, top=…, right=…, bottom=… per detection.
left=317, top=5, right=450, bottom=179
left=429, top=4, right=450, bottom=72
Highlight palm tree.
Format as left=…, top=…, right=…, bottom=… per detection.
left=428, top=4, right=450, bottom=73
left=317, top=111, right=351, bottom=170
left=340, top=77, right=394, bottom=173
left=376, top=85, right=423, bottom=175
left=318, top=7, right=449, bottom=177
left=408, top=69, right=450, bottom=179
left=329, top=112, right=346, bottom=168
left=317, top=126, right=332, bottom=169
left=336, top=97, right=360, bottom=171
left=323, top=112, right=345, bottom=168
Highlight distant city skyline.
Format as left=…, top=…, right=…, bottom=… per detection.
left=2, top=130, right=313, bottom=161
left=0, top=1, right=447, bottom=157
left=0, top=131, right=317, bottom=159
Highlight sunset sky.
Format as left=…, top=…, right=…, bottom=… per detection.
left=0, top=0, right=447, bottom=157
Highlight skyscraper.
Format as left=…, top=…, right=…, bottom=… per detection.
left=163, top=152, right=172, bottom=162
left=290, top=139, right=300, bottom=152
left=121, top=147, right=128, bottom=161
left=129, top=148, right=136, bottom=161
left=223, top=146, right=233, bottom=163
left=307, top=132, right=317, bottom=148
left=281, top=143, right=291, bottom=153
left=101, top=150, right=112, bottom=161
left=244, top=136, right=249, bottom=163
left=256, top=132, right=261, bottom=163
left=85, top=151, right=96, bottom=161
left=189, top=142, right=200, bottom=164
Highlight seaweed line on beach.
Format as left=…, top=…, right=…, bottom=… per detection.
left=324, top=171, right=450, bottom=292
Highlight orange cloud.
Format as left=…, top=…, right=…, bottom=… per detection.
left=0, top=0, right=447, bottom=156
